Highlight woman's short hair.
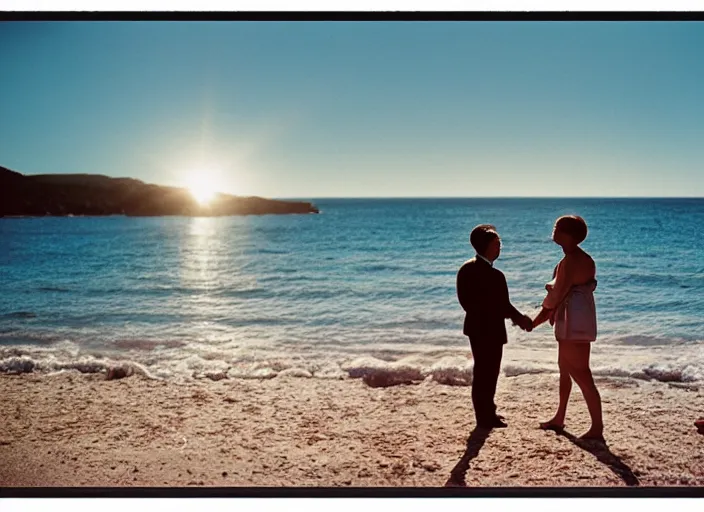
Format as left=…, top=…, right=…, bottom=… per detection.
left=470, top=224, right=499, bottom=255
left=555, top=215, right=588, bottom=244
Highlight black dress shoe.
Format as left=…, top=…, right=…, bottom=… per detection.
left=477, top=418, right=508, bottom=429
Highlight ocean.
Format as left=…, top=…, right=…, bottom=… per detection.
left=1, top=198, right=702, bottom=384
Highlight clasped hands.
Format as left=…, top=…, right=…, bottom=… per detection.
left=514, top=314, right=533, bottom=332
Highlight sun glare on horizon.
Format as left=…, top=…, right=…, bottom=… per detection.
left=186, top=172, right=221, bottom=205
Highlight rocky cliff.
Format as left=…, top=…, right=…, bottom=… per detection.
left=0, top=166, right=318, bottom=217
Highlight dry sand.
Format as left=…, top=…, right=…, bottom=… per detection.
left=1, top=371, right=702, bottom=487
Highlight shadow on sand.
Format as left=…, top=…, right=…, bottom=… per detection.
left=444, top=427, right=491, bottom=487
left=444, top=426, right=640, bottom=487
left=556, top=429, right=641, bottom=486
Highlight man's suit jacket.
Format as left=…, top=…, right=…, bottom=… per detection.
left=456, top=256, right=523, bottom=345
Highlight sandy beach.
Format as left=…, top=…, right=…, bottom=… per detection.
left=1, top=370, right=702, bottom=488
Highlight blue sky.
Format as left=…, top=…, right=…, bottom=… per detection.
left=1, top=21, right=703, bottom=198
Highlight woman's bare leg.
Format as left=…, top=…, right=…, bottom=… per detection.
left=540, top=342, right=572, bottom=429
left=564, top=343, right=604, bottom=439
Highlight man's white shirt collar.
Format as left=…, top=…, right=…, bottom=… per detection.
left=476, top=254, right=493, bottom=267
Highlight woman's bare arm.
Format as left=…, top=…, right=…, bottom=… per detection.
left=532, top=307, right=554, bottom=328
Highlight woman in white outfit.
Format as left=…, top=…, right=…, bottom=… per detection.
left=532, top=215, right=604, bottom=442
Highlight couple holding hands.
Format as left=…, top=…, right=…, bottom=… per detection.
left=456, top=215, right=604, bottom=442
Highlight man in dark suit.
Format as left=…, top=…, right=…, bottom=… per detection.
left=457, top=224, right=532, bottom=429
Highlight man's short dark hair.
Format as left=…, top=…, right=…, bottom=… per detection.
left=555, top=215, right=588, bottom=244
left=470, top=224, right=499, bottom=255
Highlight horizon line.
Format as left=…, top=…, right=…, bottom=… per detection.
left=272, top=196, right=704, bottom=200
left=3, top=12, right=704, bottom=22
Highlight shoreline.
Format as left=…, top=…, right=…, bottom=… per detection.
left=1, top=371, right=702, bottom=487
left=2, top=335, right=703, bottom=386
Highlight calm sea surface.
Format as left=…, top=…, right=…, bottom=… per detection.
left=1, top=198, right=702, bottom=382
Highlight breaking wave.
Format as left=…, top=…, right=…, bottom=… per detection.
left=1, top=343, right=701, bottom=387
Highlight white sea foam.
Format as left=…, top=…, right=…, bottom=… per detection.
left=0, top=341, right=160, bottom=379
left=0, top=356, right=36, bottom=374
left=228, top=367, right=278, bottom=380
left=426, top=356, right=473, bottom=386
left=641, top=363, right=702, bottom=383
left=1, top=336, right=703, bottom=387
left=340, top=356, right=424, bottom=386
left=503, top=364, right=552, bottom=377
left=278, top=368, right=313, bottom=378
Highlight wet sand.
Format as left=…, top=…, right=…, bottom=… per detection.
left=0, top=371, right=702, bottom=487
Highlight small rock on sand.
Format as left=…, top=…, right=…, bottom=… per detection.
left=363, top=373, right=416, bottom=388
left=105, top=366, right=131, bottom=380
left=205, top=372, right=228, bottom=381
left=421, top=462, right=441, bottom=472
left=695, top=418, right=704, bottom=435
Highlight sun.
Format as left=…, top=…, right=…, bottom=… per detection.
left=186, top=173, right=220, bottom=205
left=190, top=182, right=217, bottom=205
